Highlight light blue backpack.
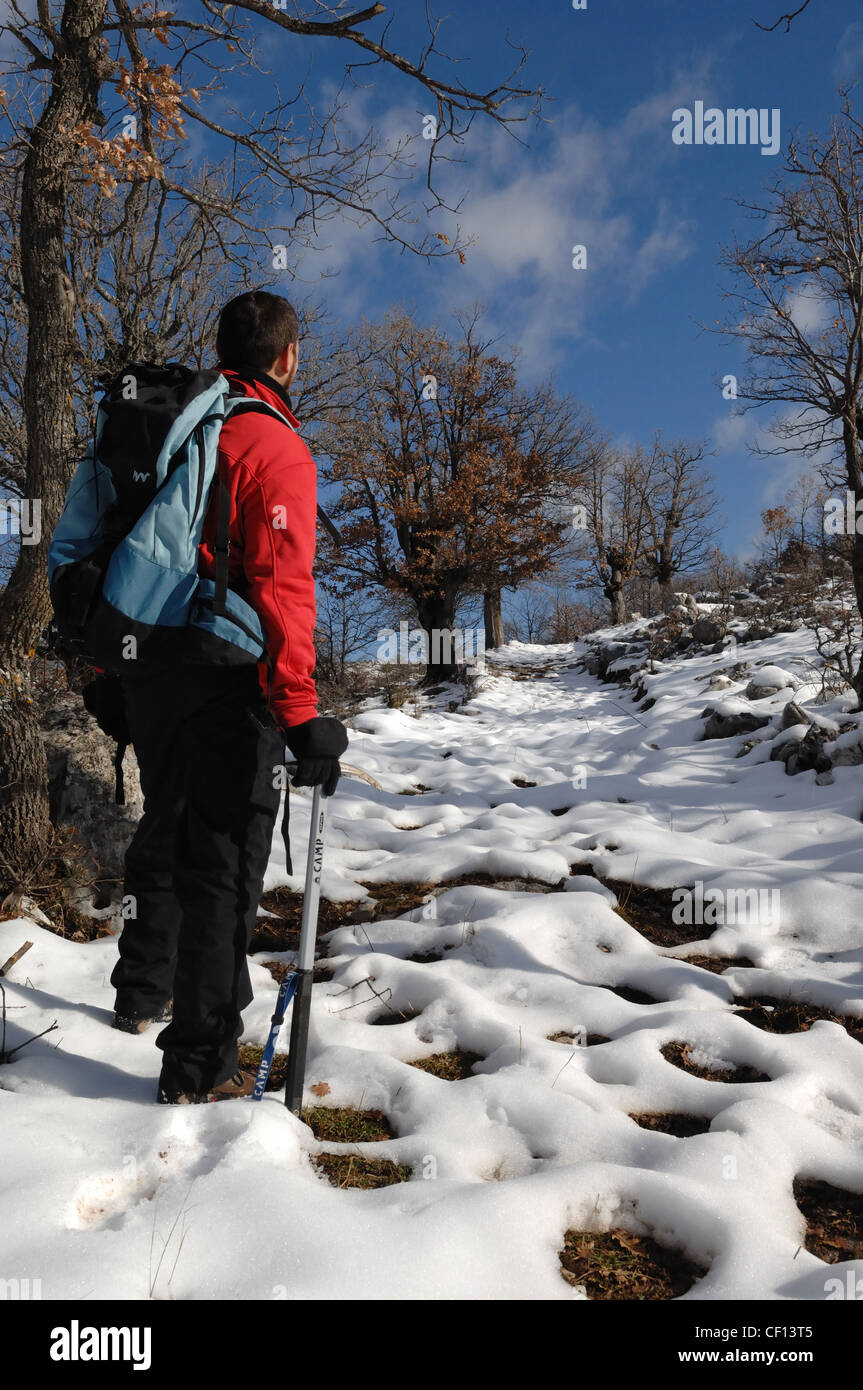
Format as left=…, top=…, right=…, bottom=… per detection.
left=48, top=361, right=297, bottom=674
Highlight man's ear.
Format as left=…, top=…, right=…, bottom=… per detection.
left=282, top=341, right=298, bottom=374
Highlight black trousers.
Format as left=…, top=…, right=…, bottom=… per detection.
left=111, top=664, right=284, bottom=1094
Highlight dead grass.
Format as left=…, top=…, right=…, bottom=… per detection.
left=237, top=1044, right=288, bottom=1092
left=407, top=1050, right=482, bottom=1080
left=304, top=1107, right=393, bottom=1143
left=354, top=872, right=559, bottom=924
left=673, top=953, right=756, bottom=974
left=734, top=996, right=863, bottom=1045
left=660, top=1041, right=770, bottom=1084
left=606, top=880, right=711, bottom=947
left=569, top=869, right=717, bottom=949
left=251, top=890, right=366, bottom=955
left=558, top=1228, right=708, bottom=1299
left=255, top=959, right=332, bottom=986
left=311, top=1153, right=411, bottom=1189
left=629, top=1112, right=712, bottom=1138
left=793, top=1178, right=863, bottom=1263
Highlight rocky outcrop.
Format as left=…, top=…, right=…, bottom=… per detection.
left=701, top=705, right=771, bottom=740
left=691, top=616, right=726, bottom=645
left=39, top=690, right=142, bottom=904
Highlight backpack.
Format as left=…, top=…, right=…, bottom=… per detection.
left=48, top=362, right=298, bottom=676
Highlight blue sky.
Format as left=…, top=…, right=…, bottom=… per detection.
left=237, top=0, right=862, bottom=565
left=2, top=0, right=858, bottom=580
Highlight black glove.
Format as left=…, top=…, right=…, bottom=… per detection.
left=285, top=715, right=348, bottom=798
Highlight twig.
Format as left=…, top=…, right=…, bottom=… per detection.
left=0, top=981, right=59, bottom=1062
left=329, top=978, right=393, bottom=1014
left=550, top=1049, right=577, bottom=1090
left=754, top=0, right=813, bottom=32
left=0, top=941, right=32, bottom=977
left=356, top=923, right=376, bottom=953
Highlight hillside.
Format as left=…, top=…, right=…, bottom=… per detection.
left=2, top=608, right=863, bottom=1300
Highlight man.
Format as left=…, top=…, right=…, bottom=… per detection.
left=110, top=290, right=347, bottom=1104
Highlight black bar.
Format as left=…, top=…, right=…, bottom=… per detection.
left=283, top=967, right=313, bottom=1115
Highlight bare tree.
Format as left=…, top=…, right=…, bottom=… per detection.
left=640, top=433, right=720, bottom=605
left=0, top=1, right=540, bottom=877
left=719, top=95, right=863, bottom=700
left=785, top=470, right=825, bottom=547
left=575, top=443, right=652, bottom=626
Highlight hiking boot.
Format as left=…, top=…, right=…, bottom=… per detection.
left=112, top=998, right=173, bottom=1034
left=156, top=1069, right=257, bottom=1105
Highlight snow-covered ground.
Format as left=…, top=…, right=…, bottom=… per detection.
left=2, top=628, right=863, bottom=1300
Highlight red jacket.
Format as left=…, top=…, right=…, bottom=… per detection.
left=197, top=369, right=318, bottom=731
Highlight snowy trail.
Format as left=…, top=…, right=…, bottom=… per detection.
left=2, top=631, right=863, bottom=1300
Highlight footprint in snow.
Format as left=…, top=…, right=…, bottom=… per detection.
left=66, top=1170, right=162, bottom=1231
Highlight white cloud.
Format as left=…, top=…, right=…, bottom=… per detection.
left=286, top=59, right=720, bottom=371
left=834, top=21, right=863, bottom=83
left=783, top=282, right=829, bottom=334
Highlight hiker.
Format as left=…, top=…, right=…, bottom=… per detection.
left=52, top=290, right=347, bottom=1103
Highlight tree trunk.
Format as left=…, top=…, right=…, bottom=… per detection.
left=416, top=594, right=459, bottom=684
left=483, top=589, right=504, bottom=649
left=656, top=561, right=675, bottom=608
left=607, top=587, right=627, bottom=625
left=0, top=0, right=110, bottom=882
left=851, top=510, right=863, bottom=708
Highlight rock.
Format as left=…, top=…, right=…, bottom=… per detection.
left=665, top=592, right=698, bottom=618
left=782, top=728, right=831, bottom=776
left=780, top=700, right=811, bottom=731
left=830, top=744, right=863, bottom=767
left=745, top=621, right=780, bottom=642
left=745, top=665, right=799, bottom=699
left=770, top=739, right=799, bottom=763
left=583, top=639, right=647, bottom=683
left=39, top=689, right=143, bottom=901
left=708, top=675, right=735, bottom=691
left=702, top=707, right=771, bottom=740
left=692, top=616, right=725, bottom=644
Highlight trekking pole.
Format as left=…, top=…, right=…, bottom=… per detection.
left=251, top=763, right=382, bottom=1110
left=283, top=781, right=326, bottom=1115
left=250, top=779, right=323, bottom=1108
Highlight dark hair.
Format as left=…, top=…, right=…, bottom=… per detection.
left=216, top=290, right=299, bottom=371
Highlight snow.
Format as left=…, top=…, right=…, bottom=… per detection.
left=2, top=624, right=863, bottom=1300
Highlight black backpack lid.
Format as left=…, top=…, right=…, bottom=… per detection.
left=98, top=363, right=224, bottom=474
